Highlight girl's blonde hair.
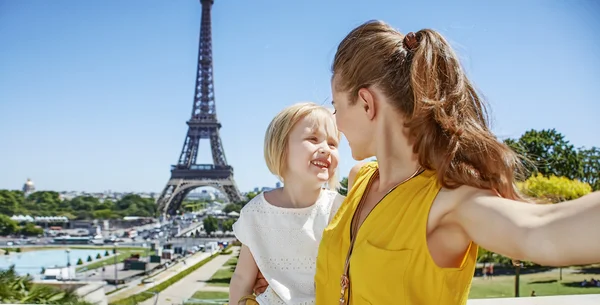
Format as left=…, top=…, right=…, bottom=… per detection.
left=264, top=102, right=341, bottom=191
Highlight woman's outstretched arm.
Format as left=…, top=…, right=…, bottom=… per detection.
left=452, top=189, right=600, bottom=266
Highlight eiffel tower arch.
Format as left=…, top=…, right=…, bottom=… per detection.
left=156, top=0, right=243, bottom=216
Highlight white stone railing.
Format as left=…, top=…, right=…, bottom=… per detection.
left=467, top=294, right=600, bottom=304
left=6, top=294, right=600, bottom=305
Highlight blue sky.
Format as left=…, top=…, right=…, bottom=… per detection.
left=0, top=0, right=598, bottom=194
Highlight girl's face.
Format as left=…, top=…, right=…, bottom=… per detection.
left=284, top=115, right=339, bottom=188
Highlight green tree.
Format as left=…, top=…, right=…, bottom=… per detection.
left=223, top=203, right=242, bottom=214
left=72, top=196, right=99, bottom=209
left=25, top=191, right=62, bottom=215
left=0, top=215, right=19, bottom=236
left=222, top=219, right=235, bottom=232
left=75, top=210, right=93, bottom=220
left=19, top=223, right=43, bottom=236
left=504, top=129, right=581, bottom=179
left=203, top=216, right=218, bottom=236
left=115, top=194, right=156, bottom=217
left=0, top=190, right=22, bottom=216
left=578, top=147, right=600, bottom=190
left=518, top=174, right=592, bottom=203
left=92, top=209, right=118, bottom=219
left=245, top=192, right=259, bottom=201
left=338, top=177, right=348, bottom=196
left=0, top=265, right=92, bottom=304
left=93, top=199, right=115, bottom=211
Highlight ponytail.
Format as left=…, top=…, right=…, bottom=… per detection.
left=332, top=21, right=526, bottom=200
left=406, top=29, right=525, bottom=200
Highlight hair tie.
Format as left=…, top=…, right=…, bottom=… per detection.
left=403, top=32, right=419, bottom=51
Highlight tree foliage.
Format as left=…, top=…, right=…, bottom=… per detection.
left=504, top=128, right=599, bottom=190
left=504, top=129, right=581, bottom=179
left=338, top=177, right=348, bottom=196
left=0, top=265, right=92, bottom=305
left=0, top=215, right=20, bottom=236
left=203, top=216, right=218, bottom=236
left=517, top=174, right=592, bottom=203
left=222, top=219, right=235, bottom=232
left=0, top=191, right=157, bottom=221
left=579, top=147, right=600, bottom=190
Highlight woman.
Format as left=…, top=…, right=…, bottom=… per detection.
left=254, top=20, right=600, bottom=304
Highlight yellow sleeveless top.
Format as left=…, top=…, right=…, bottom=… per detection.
left=315, top=162, right=477, bottom=305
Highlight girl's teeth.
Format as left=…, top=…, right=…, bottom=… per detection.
left=312, top=161, right=327, bottom=167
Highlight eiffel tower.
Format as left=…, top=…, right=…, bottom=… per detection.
left=156, top=0, right=243, bottom=216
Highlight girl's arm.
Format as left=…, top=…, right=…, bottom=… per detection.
left=229, top=245, right=260, bottom=305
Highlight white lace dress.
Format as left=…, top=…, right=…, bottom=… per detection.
left=232, top=189, right=344, bottom=305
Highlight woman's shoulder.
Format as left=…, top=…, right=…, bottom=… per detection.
left=352, top=161, right=378, bottom=178
left=346, top=161, right=378, bottom=192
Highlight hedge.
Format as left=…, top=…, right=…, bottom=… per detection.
left=110, top=245, right=232, bottom=305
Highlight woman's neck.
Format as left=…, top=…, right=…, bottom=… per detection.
left=374, top=115, right=421, bottom=192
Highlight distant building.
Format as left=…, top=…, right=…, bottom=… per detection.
left=252, top=182, right=281, bottom=194
left=187, top=189, right=216, bottom=201
left=22, top=178, right=35, bottom=197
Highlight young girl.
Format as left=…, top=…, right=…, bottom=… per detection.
left=229, top=102, right=345, bottom=305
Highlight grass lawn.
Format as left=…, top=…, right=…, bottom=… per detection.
left=206, top=256, right=238, bottom=287
left=77, top=248, right=154, bottom=272
left=469, top=266, right=600, bottom=299
left=192, top=255, right=600, bottom=302
left=185, top=291, right=229, bottom=305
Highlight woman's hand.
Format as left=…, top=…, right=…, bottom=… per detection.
left=253, top=271, right=268, bottom=295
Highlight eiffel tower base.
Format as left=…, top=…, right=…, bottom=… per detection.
left=156, top=175, right=243, bottom=216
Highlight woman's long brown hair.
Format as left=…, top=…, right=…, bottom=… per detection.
left=333, top=20, right=525, bottom=200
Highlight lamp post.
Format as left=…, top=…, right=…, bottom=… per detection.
left=65, top=249, right=71, bottom=280
left=114, top=242, right=119, bottom=289
left=514, top=260, right=521, bottom=297
left=143, top=243, right=148, bottom=273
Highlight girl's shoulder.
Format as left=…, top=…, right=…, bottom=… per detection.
left=321, top=189, right=344, bottom=204
left=320, top=189, right=345, bottom=212
left=238, top=192, right=268, bottom=215
left=317, top=190, right=346, bottom=224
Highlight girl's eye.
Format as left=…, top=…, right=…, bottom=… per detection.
left=308, top=137, right=318, bottom=143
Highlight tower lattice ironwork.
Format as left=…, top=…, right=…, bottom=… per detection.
left=156, top=0, right=243, bottom=216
